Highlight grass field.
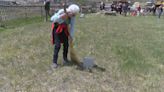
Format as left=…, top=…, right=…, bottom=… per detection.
left=0, top=14, right=164, bottom=92
left=0, top=17, right=43, bottom=32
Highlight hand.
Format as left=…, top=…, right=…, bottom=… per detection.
left=68, top=36, right=73, bottom=43
left=68, top=12, right=75, bottom=17
left=60, top=12, right=75, bottom=20
left=60, top=13, right=68, bottom=19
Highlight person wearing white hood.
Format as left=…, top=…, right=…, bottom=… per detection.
left=50, top=4, right=80, bottom=68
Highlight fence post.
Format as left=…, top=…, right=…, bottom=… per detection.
left=25, top=6, right=27, bottom=19
left=41, top=6, right=43, bottom=20
left=0, top=6, right=5, bottom=28
left=0, top=6, right=2, bottom=26
left=0, top=4, right=55, bottom=23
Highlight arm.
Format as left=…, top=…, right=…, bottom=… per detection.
left=50, top=13, right=58, bottom=22
left=51, top=13, right=74, bottom=23
left=69, top=17, right=75, bottom=38
left=50, top=12, right=66, bottom=24
left=50, top=8, right=71, bottom=23
left=67, top=17, right=75, bottom=43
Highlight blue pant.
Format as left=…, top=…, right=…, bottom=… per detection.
left=158, top=11, right=163, bottom=18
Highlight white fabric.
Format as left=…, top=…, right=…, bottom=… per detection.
left=66, top=4, right=80, bottom=14
left=50, top=9, right=65, bottom=24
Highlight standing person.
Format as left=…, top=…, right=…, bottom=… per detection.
left=118, top=2, right=122, bottom=14
left=50, top=4, right=80, bottom=68
left=158, top=5, right=163, bottom=19
left=111, top=3, right=114, bottom=11
left=137, top=5, right=141, bottom=16
left=100, top=1, right=105, bottom=10
left=152, top=4, right=156, bottom=16
left=122, top=2, right=128, bottom=16
left=44, top=0, right=50, bottom=21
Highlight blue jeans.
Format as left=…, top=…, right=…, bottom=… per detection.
left=158, top=11, right=163, bottom=18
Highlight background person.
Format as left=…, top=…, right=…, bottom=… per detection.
left=157, top=5, right=163, bottom=18
left=44, top=0, right=51, bottom=21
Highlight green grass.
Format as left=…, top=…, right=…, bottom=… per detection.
left=0, top=14, right=164, bottom=92
left=0, top=16, right=43, bottom=32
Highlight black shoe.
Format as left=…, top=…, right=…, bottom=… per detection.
left=51, top=63, right=58, bottom=68
left=63, top=59, right=70, bottom=65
